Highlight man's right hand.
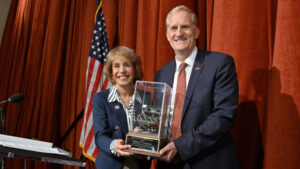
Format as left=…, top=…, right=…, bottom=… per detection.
left=159, top=142, right=178, bottom=163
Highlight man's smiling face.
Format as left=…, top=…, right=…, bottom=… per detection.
left=166, top=10, right=199, bottom=60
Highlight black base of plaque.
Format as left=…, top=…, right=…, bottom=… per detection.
left=125, top=133, right=166, bottom=157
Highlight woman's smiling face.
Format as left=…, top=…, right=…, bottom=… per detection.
left=112, top=55, right=135, bottom=88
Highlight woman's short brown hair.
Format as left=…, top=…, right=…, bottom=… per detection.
left=104, top=46, right=143, bottom=84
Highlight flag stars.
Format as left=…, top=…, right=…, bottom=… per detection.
left=88, top=8, right=109, bottom=63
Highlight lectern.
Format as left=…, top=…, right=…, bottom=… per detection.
left=0, top=134, right=85, bottom=168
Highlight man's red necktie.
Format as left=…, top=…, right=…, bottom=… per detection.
left=170, top=62, right=187, bottom=141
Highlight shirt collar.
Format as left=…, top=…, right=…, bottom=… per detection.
left=175, top=46, right=197, bottom=71
left=108, top=85, right=143, bottom=104
left=108, top=85, right=120, bottom=103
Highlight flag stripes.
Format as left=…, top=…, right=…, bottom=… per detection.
left=80, top=1, right=110, bottom=161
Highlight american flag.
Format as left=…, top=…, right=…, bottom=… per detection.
left=80, top=1, right=110, bottom=161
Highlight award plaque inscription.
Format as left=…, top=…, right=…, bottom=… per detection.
left=125, top=81, right=172, bottom=157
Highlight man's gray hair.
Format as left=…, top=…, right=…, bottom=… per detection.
left=166, top=5, right=198, bottom=29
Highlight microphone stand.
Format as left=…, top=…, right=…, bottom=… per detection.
left=0, top=94, right=23, bottom=169
left=0, top=107, right=5, bottom=134
left=0, top=107, right=5, bottom=169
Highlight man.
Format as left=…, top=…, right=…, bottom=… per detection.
left=155, top=5, right=239, bottom=169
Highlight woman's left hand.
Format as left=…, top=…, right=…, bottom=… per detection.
left=115, top=139, right=132, bottom=157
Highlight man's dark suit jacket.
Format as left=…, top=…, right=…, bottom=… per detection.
left=155, top=48, right=239, bottom=169
left=93, top=89, right=151, bottom=169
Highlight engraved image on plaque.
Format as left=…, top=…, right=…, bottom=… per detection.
left=125, top=81, right=172, bottom=157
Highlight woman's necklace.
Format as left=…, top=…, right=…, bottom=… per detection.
left=121, top=95, right=132, bottom=108
left=117, top=86, right=133, bottom=108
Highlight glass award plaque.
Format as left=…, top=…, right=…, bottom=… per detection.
left=125, top=81, right=172, bottom=157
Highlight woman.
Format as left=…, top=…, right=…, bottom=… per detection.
left=92, top=46, right=151, bottom=169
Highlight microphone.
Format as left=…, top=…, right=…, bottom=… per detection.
left=0, top=93, right=24, bottom=104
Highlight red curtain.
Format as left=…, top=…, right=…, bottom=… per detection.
left=0, top=0, right=299, bottom=169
